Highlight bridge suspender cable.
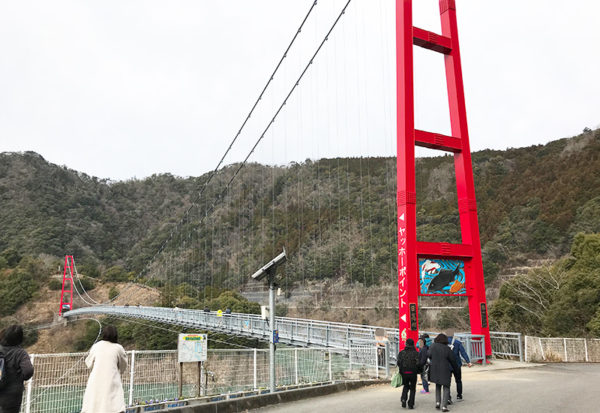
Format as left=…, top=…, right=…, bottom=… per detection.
left=112, top=0, right=355, bottom=309
left=134, top=0, right=321, bottom=283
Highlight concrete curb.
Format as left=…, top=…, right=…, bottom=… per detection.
left=160, top=381, right=380, bottom=413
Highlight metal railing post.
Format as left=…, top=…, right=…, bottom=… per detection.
left=563, top=338, right=568, bottom=362
left=385, top=342, right=390, bottom=378
left=295, top=349, right=299, bottom=385
left=518, top=333, right=523, bottom=362
left=524, top=335, right=528, bottom=362
left=328, top=349, right=332, bottom=382
left=253, top=348, right=257, bottom=390
left=374, top=344, right=379, bottom=379
left=584, top=338, right=589, bottom=362
left=25, top=355, right=34, bottom=413
left=128, top=350, right=136, bottom=406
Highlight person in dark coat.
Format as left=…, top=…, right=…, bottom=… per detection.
left=428, top=333, right=458, bottom=412
left=0, top=325, right=34, bottom=413
left=445, top=328, right=472, bottom=402
left=417, top=334, right=430, bottom=394
left=396, top=338, right=420, bottom=409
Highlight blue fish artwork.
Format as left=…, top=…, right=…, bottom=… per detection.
left=419, top=258, right=466, bottom=295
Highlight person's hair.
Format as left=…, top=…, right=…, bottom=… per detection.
left=101, top=325, right=119, bottom=343
left=434, top=333, right=448, bottom=345
left=405, top=338, right=415, bottom=348
left=0, top=324, right=24, bottom=346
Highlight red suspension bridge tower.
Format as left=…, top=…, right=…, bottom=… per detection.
left=59, top=255, right=75, bottom=316
left=396, top=0, right=491, bottom=356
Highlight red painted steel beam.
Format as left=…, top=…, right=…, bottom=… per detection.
left=412, top=27, right=452, bottom=54
left=59, top=255, right=75, bottom=316
left=439, top=0, right=492, bottom=356
left=416, top=241, right=473, bottom=258
left=396, top=0, right=420, bottom=345
left=414, top=129, right=462, bottom=152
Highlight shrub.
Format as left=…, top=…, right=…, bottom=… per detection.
left=49, top=279, right=63, bottom=290
left=108, top=286, right=119, bottom=300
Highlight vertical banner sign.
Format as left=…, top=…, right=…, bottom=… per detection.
left=398, top=212, right=408, bottom=341
left=480, top=303, right=488, bottom=328
left=409, top=303, right=417, bottom=330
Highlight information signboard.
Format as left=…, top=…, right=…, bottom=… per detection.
left=178, top=334, right=207, bottom=363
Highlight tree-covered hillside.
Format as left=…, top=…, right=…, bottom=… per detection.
left=1, top=129, right=599, bottom=294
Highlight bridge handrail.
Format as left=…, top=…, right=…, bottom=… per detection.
left=64, top=305, right=516, bottom=361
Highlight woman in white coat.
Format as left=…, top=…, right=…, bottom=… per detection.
left=81, top=325, right=128, bottom=413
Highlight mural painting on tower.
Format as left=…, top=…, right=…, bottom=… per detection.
left=419, top=258, right=466, bottom=295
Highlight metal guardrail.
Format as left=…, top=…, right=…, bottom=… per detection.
left=20, top=347, right=377, bottom=413
left=490, top=332, right=523, bottom=362
left=65, top=306, right=518, bottom=363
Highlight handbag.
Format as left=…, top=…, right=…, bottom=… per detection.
left=391, top=372, right=403, bottom=388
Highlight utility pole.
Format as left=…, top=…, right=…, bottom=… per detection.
left=251, top=248, right=286, bottom=394
left=268, top=273, right=276, bottom=393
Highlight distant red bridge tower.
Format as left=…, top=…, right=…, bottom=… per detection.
left=395, top=0, right=492, bottom=356
left=59, top=255, right=75, bottom=316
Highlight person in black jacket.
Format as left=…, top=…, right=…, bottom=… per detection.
left=417, top=334, right=430, bottom=394
left=396, top=338, right=420, bottom=409
left=0, top=325, right=34, bottom=413
left=428, top=333, right=458, bottom=412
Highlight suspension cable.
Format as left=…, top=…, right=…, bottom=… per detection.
left=115, top=0, right=354, bottom=307
left=134, top=0, right=321, bottom=283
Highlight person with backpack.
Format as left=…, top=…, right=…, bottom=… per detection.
left=396, top=338, right=420, bottom=409
left=81, top=325, right=128, bottom=413
left=428, top=333, right=458, bottom=412
left=416, top=334, right=431, bottom=394
left=0, top=325, right=34, bottom=413
left=445, top=329, right=472, bottom=403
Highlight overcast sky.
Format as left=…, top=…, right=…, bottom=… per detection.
left=1, top=0, right=598, bottom=181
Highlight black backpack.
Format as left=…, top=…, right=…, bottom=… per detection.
left=400, top=350, right=419, bottom=374
left=0, top=345, right=7, bottom=390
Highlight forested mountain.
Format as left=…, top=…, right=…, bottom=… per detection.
left=1, top=128, right=599, bottom=324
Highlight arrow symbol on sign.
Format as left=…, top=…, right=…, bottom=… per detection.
left=400, top=213, right=405, bottom=221
left=401, top=314, right=407, bottom=323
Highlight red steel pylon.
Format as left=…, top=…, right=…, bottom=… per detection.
left=59, top=255, right=75, bottom=316
left=396, top=0, right=491, bottom=356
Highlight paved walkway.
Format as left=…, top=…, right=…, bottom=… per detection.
left=251, top=362, right=600, bottom=412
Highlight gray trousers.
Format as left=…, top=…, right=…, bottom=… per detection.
left=435, top=383, right=450, bottom=408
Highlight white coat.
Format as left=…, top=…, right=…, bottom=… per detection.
left=81, top=340, right=128, bottom=413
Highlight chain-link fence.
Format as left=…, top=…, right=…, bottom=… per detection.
left=524, top=336, right=600, bottom=362
left=19, top=347, right=379, bottom=413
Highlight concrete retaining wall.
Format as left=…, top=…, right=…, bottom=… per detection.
left=158, top=381, right=378, bottom=413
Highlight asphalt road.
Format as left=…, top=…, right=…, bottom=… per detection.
left=250, top=363, right=600, bottom=413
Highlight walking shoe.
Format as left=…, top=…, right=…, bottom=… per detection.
left=457, top=395, right=463, bottom=400
left=442, top=408, right=450, bottom=412
left=420, top=390, right=429, bottom=394
left=401, top=400, right=406, bottom=408
left=408, top=406, right=414, bottom=410
left=435, top=403, right=440, bottom=410
left=447, top=399, right=453, bottom=405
